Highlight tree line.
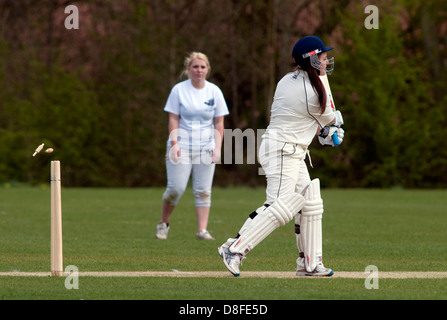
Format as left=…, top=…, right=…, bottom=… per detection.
left=0, top=0, right=446, bottom=188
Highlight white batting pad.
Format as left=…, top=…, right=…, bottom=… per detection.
left=229, top=193, right=305, bottom=255
left=300, top=179, right=324, bottom=272
left=236, top=205, right=268, bottom=236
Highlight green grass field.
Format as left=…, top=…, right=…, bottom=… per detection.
left=1, top=185, right=447, bottom=301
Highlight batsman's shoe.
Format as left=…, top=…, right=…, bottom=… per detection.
left=217, top=238, right=237, bottom=256
left=218, top=243, right=244, bottom=277
left=296, top=263, right=334, bottom=277
left=219, top=238, right=237, bottom=250
left=156, top=222, right=169, bottom=240
left=196, top=230, right=215, bottom=240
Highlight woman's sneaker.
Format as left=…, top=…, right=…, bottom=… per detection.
left=196, top=230, right=215, bottom=240
left=156, top=222, right=169, bottom=239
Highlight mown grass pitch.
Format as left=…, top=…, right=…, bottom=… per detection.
left=1, top=185, right=446, bottom=301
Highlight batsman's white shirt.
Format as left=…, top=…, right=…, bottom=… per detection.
left=263, top=70, right=334, bottom=147
left=164, top=79, right=229, bottom=152
left=260, top=70, right=335, bottom=204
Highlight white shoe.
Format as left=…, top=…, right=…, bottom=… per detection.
left=296, top=262, right=334, bottom=277
left=217, top=238, right=235, bottom=255
left=196, top=230, right=215, bottom=240
left=156, top=222, right=169, bottom=239
left=218, top=240, right=245, bottom=277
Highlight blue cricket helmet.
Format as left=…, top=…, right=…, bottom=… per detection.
left=292, top=36, right=334, bottom=74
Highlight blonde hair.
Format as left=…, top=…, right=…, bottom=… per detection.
left=181, top=52, right=211, bottom=79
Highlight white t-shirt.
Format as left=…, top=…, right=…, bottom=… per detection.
left=263, top=70, right=335, bottom=147
left=164, top=79, right=229, bottom=151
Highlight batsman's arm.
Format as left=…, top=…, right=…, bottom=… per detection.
left=319, top=74, right=344, bottom=147
left=332, top=110, right=345, bottom=147
left=331, top=110, right=344, bottom=147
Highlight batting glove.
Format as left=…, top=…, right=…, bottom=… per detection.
left=318, top=126, right=344, bottom=146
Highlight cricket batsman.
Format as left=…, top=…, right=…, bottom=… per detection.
left=218, top=36, right=344, bottom=277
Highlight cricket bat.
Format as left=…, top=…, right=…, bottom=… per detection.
left=320, top=74, right=341, bottom=147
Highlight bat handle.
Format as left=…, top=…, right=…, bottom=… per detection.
left=332, top=132, right=340, bottom=147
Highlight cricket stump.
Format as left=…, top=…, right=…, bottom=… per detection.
left=51, top=160, right=63, bottom=276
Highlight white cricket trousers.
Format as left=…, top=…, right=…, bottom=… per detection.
left=258, top=138, right=311, bottom=205
left=162, top=145, right=216, bottom=207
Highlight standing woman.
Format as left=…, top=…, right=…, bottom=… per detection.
left=156, top=52, right=229, bottom=240
left=218, top=36, right=344, bottom=276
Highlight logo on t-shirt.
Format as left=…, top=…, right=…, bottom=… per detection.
left=204, top=98, right=214, bottom=106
